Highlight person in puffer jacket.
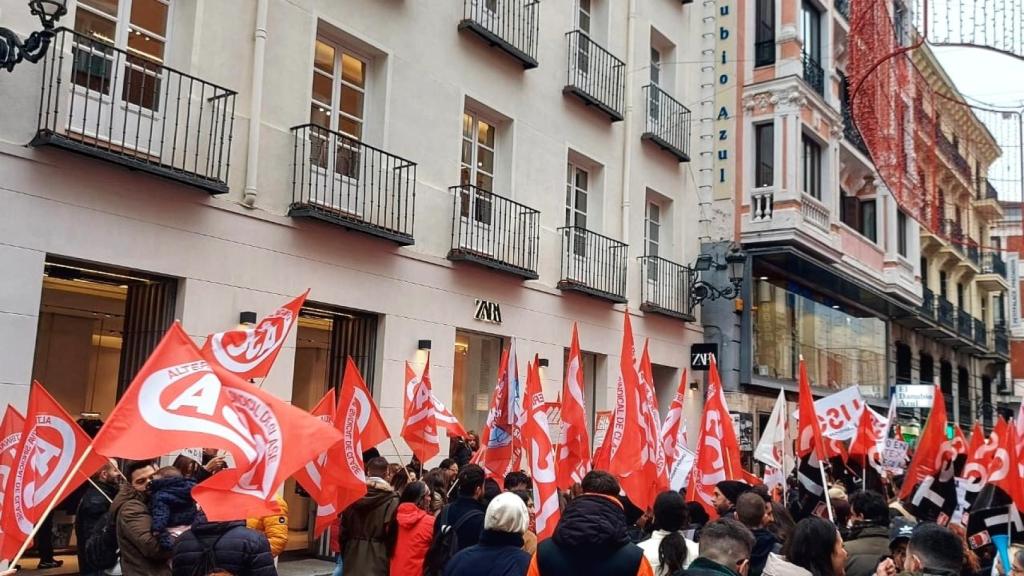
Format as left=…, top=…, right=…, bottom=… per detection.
left=246, top=495, right=289, bottom=558
left=527, top=470, right=654, bottom=576
left=171, top=513, right=277, bottom=576
left=148, top=467, right=198, bottom=551
left=391, top=481, right=436, bottom=576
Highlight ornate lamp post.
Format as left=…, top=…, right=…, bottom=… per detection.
left=690, top=245, right=747, bottom=309
left=0, top=0, right=68, bottom=72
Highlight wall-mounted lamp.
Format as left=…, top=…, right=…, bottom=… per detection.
left=0, top=0, right=67, bottom=72
left=689, top=381, right=700, bottom=391
left=417, top=339, right=432, bottom=351
left=239, top=311, right=258, bottom=325
left=690, top=245, right=747, bottom=310
left=538, top=358, right=550, bottom=368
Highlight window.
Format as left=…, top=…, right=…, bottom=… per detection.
left=859, top=199, right=877, bottom=243
left=310, top=38, right=368, bottom=178
left=939, top=270, right=948, bottom=298
left=650, top=46, right=661, bottom=85
left=566, top=162, right=590, bottom=255
left=646, top=201, right=661, bottom=281
left=897, top=210, right=909, bottom=256
left=649, top=46, right=662, bottom=121
left=459, top=111, right=496, bottom=226
left=755, top=123, right=774, bottom=188
left=577, top=0, right=592, bottom=34
left=841, top=190, right=858, bottom=229
left=893, top=2, right=908, bottom=46
left=957, top=283, right=965, bottom=308
left=801, top=1, right=821, bottom=61
left=72, top=0, right=171, bottom=110
left=575, top=0, right=592, bottom=74
left=755, top=0, right=775, bottom=66
left=801, top=134, right=822, bottom=199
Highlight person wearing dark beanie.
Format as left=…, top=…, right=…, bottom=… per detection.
left=713, top=481, right=751, bottom=518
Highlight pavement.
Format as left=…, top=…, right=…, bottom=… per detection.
left=277, top=557, right=336, bottom=576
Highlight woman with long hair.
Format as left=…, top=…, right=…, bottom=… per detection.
left=637, top=491, right=699, bottom=575
left=765, top=516, right=848, bottom=576
left=390, top=481, right=436, bottom=576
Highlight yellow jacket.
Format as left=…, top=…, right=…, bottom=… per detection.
left=246, top=496, right=289, bottom=557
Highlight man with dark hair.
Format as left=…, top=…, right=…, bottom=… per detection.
left=440, top=457, right=460, bottom=486
left=844, top=490, right=891, bottom=576
left=713, top=481, right=750, bottom=518
left=433, top=463, right=487, bottom=554
left=110, top=460, right=170, bottom=576
left=340, top=456, right=398, bottom=575
left=676, top=518, right=756, bottom=576
left=527, top=471, right=654, bottom=575
left=504, top=470, right=532, bottom=492
left=875, top=523, right=963, bottom=576
left=736, top=492, right=778, bottom=576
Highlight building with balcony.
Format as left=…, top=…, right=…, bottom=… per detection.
left=993, top=201, right=1024, bottom=404
left=702, top=0, right=1013, bottom=462
left=0, top=0, right=706, bottom=556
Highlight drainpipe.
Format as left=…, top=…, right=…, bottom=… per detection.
left=620, top=0, right=638, bottom=247
left=242, top=0, right=269, bottom=207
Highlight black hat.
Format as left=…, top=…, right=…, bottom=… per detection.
left=889, top=517, right=916, bottom=544
left=716, top=480, right=751, bottom=504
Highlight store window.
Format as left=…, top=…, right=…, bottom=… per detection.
left=752, top=278, right=886, bottom=395
left=452, top=331, right=505, bottom=435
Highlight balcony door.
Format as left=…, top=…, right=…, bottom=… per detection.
left=645, top=201, right=661, bottom=283
left=308, top=39, right=368, bottom=215
left=565, top=162, right=591, bottom=282
left=458, top=112, right=497, bottom=255
left=648, top=47, right=662, bottom=124
left=574, top=0, right=592, bottom=79
left=69, top=0, right=171, bottom=158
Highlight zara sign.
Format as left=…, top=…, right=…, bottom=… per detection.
left=690, top=343, right=719, bottom=371
left=474, top=299, right=502, bottom=324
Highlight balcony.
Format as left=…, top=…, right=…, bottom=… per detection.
left=973, top=180, right=1004, bottom=220
left=459, top=0, right=540, bottom=68
left=447, top=185, right=540, bottom=279
left=802, top=52, right=825, bottom=96
left=641, top=84, right=692, bottom=162
left=750, top=188, right=775, bottom=222
left=639, top=256, right=695, bottom=321
left=940, top=219, right=965, bottom=256
left=290, top=124, right=417, bottom=245
left=967, top=243, right=981, bottom=269
left=564, top=31, right=625, bottom=121
left=32, top=28, right=236, bottom=194
left=920, top=287, right=938, bottom=322
left=936, top=129, right=972, bottom=183
left=957, top=308, right=973, bottom=340
left=994, top=325, right=1010, bottom=358
left=937, top=296, right=956, bottom=331
left=557, top=227, right=627, bottom=302
left=979, top=251, right=1010, bottom=291
left=839, top=73, right=870, bottom=158
left=835, top=0, right=851, bottom=20
left=974, top=317, right=988, bottom=349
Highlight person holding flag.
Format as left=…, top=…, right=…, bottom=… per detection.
left=686, top=355, right=744, bottom=518
left=793, top=357, right=833, bottom=521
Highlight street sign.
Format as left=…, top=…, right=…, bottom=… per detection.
left=894, top=384, right=934, bottom=408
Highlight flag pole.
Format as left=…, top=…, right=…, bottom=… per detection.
left=818, top=458, right=835, bottom=522
left=387, top=437, right=408, bottom=469
left=782, top=392, right=789, bottom=507
left=10, top=444, right=95, bottom=567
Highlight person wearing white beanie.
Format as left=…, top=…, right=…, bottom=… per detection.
left=442, top=492, right=533, bottom=576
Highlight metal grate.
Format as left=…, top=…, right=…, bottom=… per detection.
left=557, top=226, right=627, bottom=302
left=802, top=52, right=825, bottom=96
left=460, top=0, right=540, bottom=68
left=639, top=256, right=695, bottom=321
left=564, top=30, right=625, bottom=121
left=448, top=184, right=540, bottom=279
left=641, top=84, right=692, bottom=162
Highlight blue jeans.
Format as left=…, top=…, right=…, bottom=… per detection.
left=332, top=554, right=343, bottom=576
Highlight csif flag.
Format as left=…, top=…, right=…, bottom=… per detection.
left=201, top=290, right=308, bottom=380
left=661, top=369, right=690, bottom=476
left=0, top=406, right=25, bottom=553
left=557, top=323, right=591, bottom=489
left=402, top=356, right=440, bottom=464
left=474, top=340, right=523, bottom=481
left=624, top=339, right=668, bottom=511
left=291, top=389, right=337, bottom=506
left=685, top=354, right=743, bottom=518
left=522, top=358, right=561, bottom=540
left=1, top=382, right=109, bottom=561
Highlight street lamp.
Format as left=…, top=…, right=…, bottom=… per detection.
left=0, top=0, right=67, bottom=72
left=690, top=245, right=747, bottom=309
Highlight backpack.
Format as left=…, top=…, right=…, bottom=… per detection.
left=82, top=510, right=119, bottom=571
left=421, top=505, right=484, bottom=576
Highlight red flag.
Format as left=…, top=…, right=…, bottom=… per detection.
left=899, top=385, right=948, bottom=500
left=522, top=358, right=561, bottom=540
left=1, top=383, right=108, bottom=560
left=0, top=406, right=25, bottom=553
left=475, top=341, right=523, bottom=480
left=291, top=389, right=337, bottom=506
left=963, top=422, right=992, bottom=483
left=331, top=357, right=390, bottom=516
left=849, top=406, right=886, bottom=471
left=661, top=369, right=689, bottom=473
left=953, top=424, right=968, bottom=457
left=402, top=356, right=440, bottom=464
left=685, top=355, right=743, bottom=518
left=597, top=312, right=646, bottom=505
left=986, top=417, right=1024, bottom=509
left=433, top=396, right=468, bottom=440
left=557, top=323, right=591, bottom=489
left=201, top=290, right=308, bottom=380
left=796, top=359, right=828, bottom=462
left=620, top=340, right=667, bottom=510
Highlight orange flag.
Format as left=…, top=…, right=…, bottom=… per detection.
left=522, top=358, right=561, bottom=540
left=899, top=384, right=948, bottom=500
left=402, top=355, right=440, bottom=464
left=331, top=358, right=391, bottom=514
left=291, top=389, right=337, bottom=506
left=201, top=290, right=308, bottom=380
left=0, top=406, right=25, bottom=554
left=557, top=323, right=591, bottom=489
left=1, top=383, right=108, bottom=560
left=596, top=312, right=645, bottom=505
left=685, top=355, right=743, bottom=518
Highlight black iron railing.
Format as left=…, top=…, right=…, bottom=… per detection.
left=941, top=219, right=965, bottom=255
left=290, top=124, right=417, bottom=245
left=985, top=180, right=999, bottom=200
left=448, top=184, right=540, bottom=279
left=967, top=243, right=980, bottom=268
left=938, top=296, right=956, bottom=330
left=936, top=129, right=972, bottom=182
left=557, top=226, right=627, bottom=302
left=957, top=308, right=973, bottom=339
left=921, top=287, right=937, bottom=321
left=839, top=72, right=870, bottom=157
left=639, top=256, right=694, bottom=320
left=995, top=325, right=1010, bottom=356
left=835, top=0, right=850, bottom=20
left=564, top=31, right=625, bottom=121
left=974, top=317, right=987, bottom=348
left=642, top=84, right=692, bottom=162
left=755, top=40, right=775, bottom=67
left=802, top=52, right=825, bottom=96
left=958, top=399, right=973, bottom=426
left=460, top=0, right=540, bottom=68
left=33, top=28, right=236, bottom=194
left=983, top=251, right=1007, bottom=278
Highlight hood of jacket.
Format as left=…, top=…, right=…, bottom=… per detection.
left=189, top=519, right=246, bottom=539
left=396, top=502, right=429, bottom=529
left=350, top=484, right=395, bottom=513
left=764, top=553, right=813, bottom=576
left=552, top=494, right=629, bottom=554
left=109, top=482, right=145, bottom=518
left=847, top=522, right=890, bottom=541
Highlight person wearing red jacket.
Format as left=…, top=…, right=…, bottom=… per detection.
left=391, top=481, right=437, bottom=576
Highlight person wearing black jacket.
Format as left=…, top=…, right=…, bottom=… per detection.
left=736, top=492, right=780, bottom=576
left=433, top=464, right=488, bottom=554
left=171, top=516, right=277, bottom=576
left=76, top=463, right=121, bottom=576
left=844, top=491, right=891, bottom=576
left=528, top=470, right=654, bottom=576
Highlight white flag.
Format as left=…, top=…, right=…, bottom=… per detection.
left=755, top=390, right=793, bottom=474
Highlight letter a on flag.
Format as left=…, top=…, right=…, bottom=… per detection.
left=0, top=405, right=25, bottom=554
left=201, top=290, right=308, bottom=380
left=1, top=382, right=109, bottom=561
left=523, top=358, right=560, bottom=540
left=402, top=355, right=440, bottom=464
left=291, top=389, right=337, bottom=506
left=686, top=355, right=743, bottom=518
left=661, top=369, right=689, bottom=474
